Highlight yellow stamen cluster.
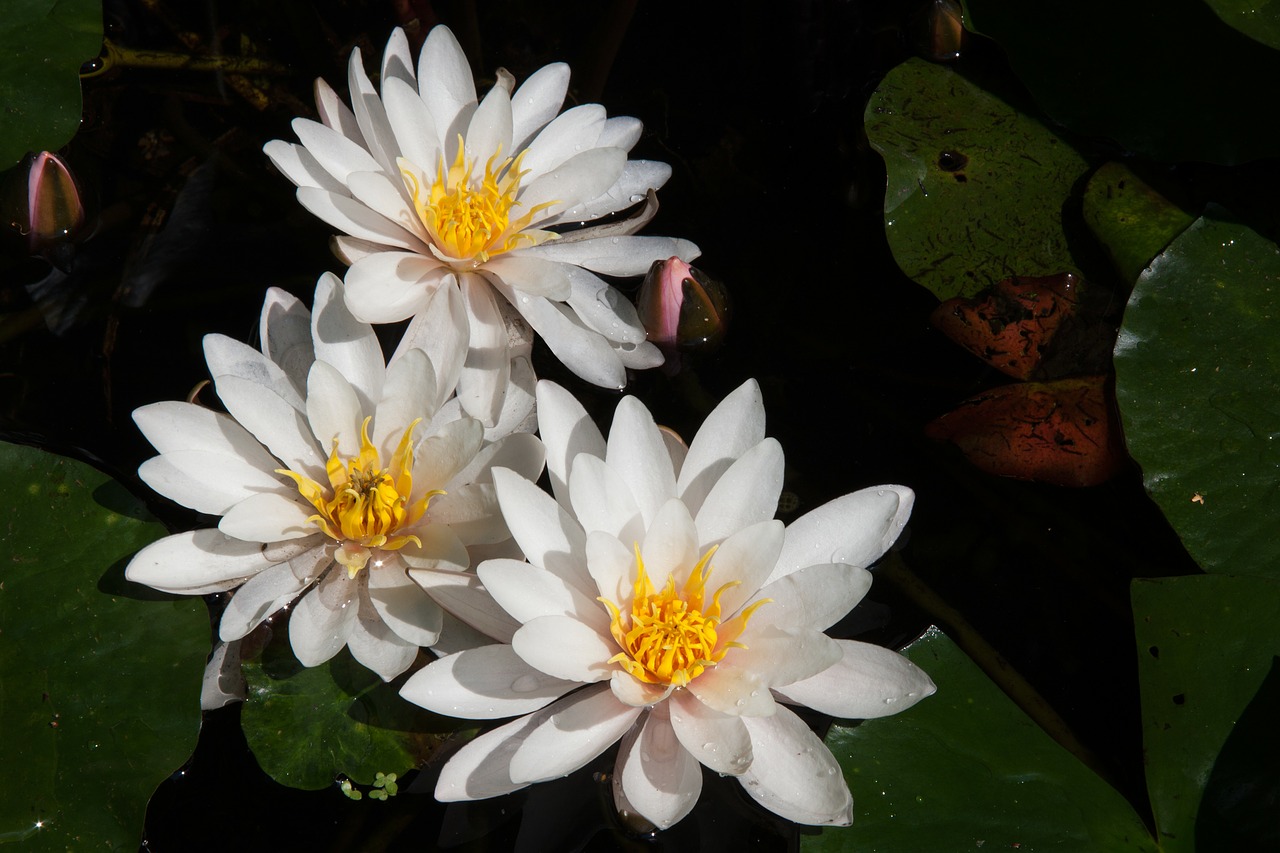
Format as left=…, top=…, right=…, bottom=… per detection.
left=281, top=417, right=441, bottom=577
left=600, top=545, right=767, bottom=687
left=400, top=138, right=557, bottom=266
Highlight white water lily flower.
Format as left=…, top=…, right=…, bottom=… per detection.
left=125, top=274, right=544, bottom=681
left=264, top=25, right=699, bottom=426
left=400, top=379, right=935, bottom=828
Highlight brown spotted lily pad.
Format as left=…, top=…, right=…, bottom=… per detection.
left=925, top=376, right=1124, bottom=487
left=930, top=273, right=1115, bottom=381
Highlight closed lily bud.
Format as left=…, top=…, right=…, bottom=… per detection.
left=3, top=151, right=86, bottom=255
left=636, top=256, right=729, bottom=351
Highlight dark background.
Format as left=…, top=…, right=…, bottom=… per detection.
left=0, top=1, right=1207, bottom=849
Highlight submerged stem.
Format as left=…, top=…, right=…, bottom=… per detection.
left=878, top=551, right=1120, bottom=790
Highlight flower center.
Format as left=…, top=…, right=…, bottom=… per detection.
left=600, top=545, right=766, bottom=687
left=400, top=139, right=557, bottom=267
left=280, top=417, right=441, bottom=576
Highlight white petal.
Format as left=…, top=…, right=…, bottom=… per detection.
left=291, top=116, right=380, bottom=183
left=478, top=558, right=608, bottom=630
left=137, top=456, right=244, bottom=515
left=482, top=255, right=572, bottom=300
left=609, top=670, right=673, bottom=707
left=567, top=160, right=675, bottom=223
left=347, top=604, right=419, bottom=681
left=535, top=379, right=605, bottom=508
left=520, top=148, right=626, bottom=222
left=408, top=566, right=521, bottom=642
left=686, top=662, right=774, bottom=717
left=379, top=27, right=415, bottom=89
left=770, top=485, right=915, bottom=585
left=568, top=453, right=644, bottom=544
left=524, top=235, right=700, bottom=277
left=414, top=416, right=483, bottom=489
left=401, top=644, right=577, bottom=719
left=426, top=484, right=506, bottom=545
left=694, top=438, right=784, bottom=550
left=707, top=520, right=784, bottom=618
left=367, top=561, right=443, bottom=647
left=144, top=451, right=284, bottom=509
left=434, top=705, right=551, bottom=800
left=373, top=348, right=437, bottom=459
left=464, top=83, right=512, bottom=167
left=343, top=251, right=442, bottom=324
left=457, top=272, right=510, bottom=427
left=448, top=431, right=544, bottom=487
left=585, top=530, right=635, bottom=609
left=492, top=467, right=594, bottom=595
left=263, top=139, right=347, bottom=193
left=678, top=380, right=766, bottom=515
left=518, top=104, right=605, bottom=180
left=313, top=77, right=361, bottom=141
left=510, top=62, right=570, bottom=150
left=773, top=639, right=937, bottom=718
left=257, top=287, right=314, bottom=398
left=606, top=396, right=677, bottom=528
left=738, top=707, right=852, bottom=826
left=751, top=564, right=873, bottom=633
left=417, top=25, right=477, bottom=148
left=482, top=354, right=538, bottom=437
left=311, top=273, right=386, bottom=413
left=616, top=707, right=702, bottom=830
left=390, top=273, right=466, bottom=410
left=502, top=289, right=627, bottom=390
left=306, top=360, right=363, bottom=458
left=348, top=50, right=402, bottom=176
left=430, top=610, right=498, bottom=656
left=512, top=615, right=616, bottom=683
left=399, top=522, right=471, bottom=572
left=382, top=76, right=441, bottom=176
left=614, top=339, right=664, bottom=370
left=725, top=624, right=842, bottom=689
left=346, top=171, right=426, bottom=241
left=219, top=560, right=310, bottom=640
left=597, top=116, right=642, bottom=151
left=214, top=374, right=324, bottom=480
left=133, top=400, right=278, bottom=473
left=126, top=529, right=272, bottom=595
left=289, top=582, right=358, bottom=667
left=509, top=686, right=640, bottom=783
left=563, top=265, right=645, bottom=344
left=296, top=186, right=428, bottom=252
left=219, top=492, right=315, bottom=542
left=638, top=499, right=700, bottom=586
left=669, top=690, right=753, bottom=775
left=203, top=333, right=306, bottom=412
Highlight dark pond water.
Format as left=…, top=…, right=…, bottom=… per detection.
left=0, top=0, right=1217, bottom=849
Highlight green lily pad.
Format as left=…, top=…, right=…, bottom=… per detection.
left=962, top=0, right=1280, bottom=164
left=1133, top=574, right=1280, bottom=851
left=1114, top=209, right=1280, bottom=579
left=1082, top=162, right=1196, bottom=286
left=1202, top=0, right=1280, bottom=50
left=0, top=441, right=206, bottom=850
left=241, top=640, right=456, bottom=790
left=0, top=0, right=103, bottom=168
left=864, top=58, right=1089, bottom=300
left=807, top=627, right=1156, bottom=852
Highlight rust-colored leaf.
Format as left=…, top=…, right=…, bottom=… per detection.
left=925, top=376, right=1123, bottom=487
left=930, top=273, right=1113, bottom=380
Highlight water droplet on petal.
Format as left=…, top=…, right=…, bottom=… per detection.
left=511, top=674, right=540, bottom=693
